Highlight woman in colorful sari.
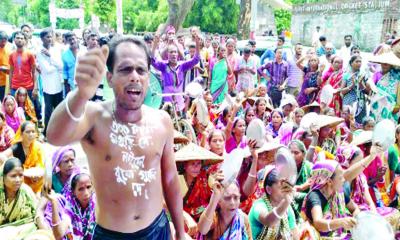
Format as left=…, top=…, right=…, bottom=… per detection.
left=266, top=109, right=284, bottom=139
left=3, top=121, right=44, bottom=193
left=35, top=188, right=73, bottom=240
left=297, top=55, right=322, bottom=107
left=2, top=95, right=25, bottom=133
left=197, top=180, right=252, bottom=240
left=15, top=87, right=37, bottom=124
left=51, top=146, right=77, bottom=193
left=0, top=112, right=15, bottom=153
left=210, top=45, right=232, bottom=104
left=289, top=140, right=313, bottom=222
left=226, top=39, right=238, bottom=92
left=254, top=98, right=271, bottom=122
left=238, top=141, right=281, bottom=214
left=336, top=145, right=400, bottom=231
left=341, top=55, right=370, bottom=126
left=249, top=166, right=298, bottom=240
left=320, top=56, right=343, bottom=116
left=388, top=125, right=400, bottom=208
left=225, top=118, right=247, bottom=154
left=176, top=143, right=223, bottom=221
left=0, top=158, right=37, bottom=239
left=244, top=107, right=256, bottom=127
left=369, top=54, right=400, bottom=123
left=64, top=170, right=96, bottom=240
left=301, top=160, right=359, bottom=240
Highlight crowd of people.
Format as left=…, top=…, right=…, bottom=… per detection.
left=0, top=21, right=400, bottom=240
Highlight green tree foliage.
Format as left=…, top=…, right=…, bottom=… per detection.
left=274, top=9, right=291, bottom=35
left=94, top=0, right=116, bottom=29
left=183, top=0, right=240, bottom=34
left=123, top=0, right=168, bottom=33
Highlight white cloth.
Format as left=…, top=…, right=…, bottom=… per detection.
left=36, top=46, right=63, bottom=94
left=338, top=44, right=353, bottom=66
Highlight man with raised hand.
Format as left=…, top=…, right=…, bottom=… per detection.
left=47, top=36, right=186, bottom=239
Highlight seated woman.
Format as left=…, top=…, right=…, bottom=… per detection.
left=289, top=140, right=313, bottom=222
left=15, top=87, right=37, bottom=124
left=36, top=170, right=95, bottom=240
left=238, top=141, right=280, bottom=214
left=63, top=170, right=96, bottom=240
left=35, top=188, right=73, bottom=240
left=249, top=166, right=298, bottom=239
left=3, top=121, right=44, bottom=193
left=0, top=112, right=15, bottom=153
left=301, top=160, right=359, bottom=239
left=266, top=109, right=284, bottom=139
left=51, top=146, right=77, bottom=193
left=336, top=145, right=400, bottom=231
left=197, top=180, right=252, bottom=239
left=208, top=129, right=226, bottom=158
left=2, top=95, right=25, bottom=133
left=254, top=98, right=270, bottom=121
left=244, top=107, right=256, bottom=128
left=0, top=158, right=37, bottom=239
left=225, top=117, right=247, bottom=154
left=175, top=143, right=223, bottom=221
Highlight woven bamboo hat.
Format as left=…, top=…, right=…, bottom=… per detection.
left=175, top=143, right=224, bottom=165
left=174, top=130, right=190, bottom=144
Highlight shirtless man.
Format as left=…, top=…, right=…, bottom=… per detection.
left=47, top=37, right=186, bottom=239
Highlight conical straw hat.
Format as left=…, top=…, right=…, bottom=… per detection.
left=351, top=130, right=373, bottom=146
left=174, top=130, right=190, bottom=144
left=392, top=38, right=400, bottom=59
left=369, top=51, right=400, bottom=67
left=175, top=143, right=223, bottom=165
left=316, top=115, right=344, bottom=129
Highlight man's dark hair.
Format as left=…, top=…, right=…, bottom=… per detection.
left=106, top=36, right=151, bottom=73
left=319, top=35, right=327, bottom=42
left=274, top=46, right=283, bottom=53
left=0, top=31, right=8, bottom=41
left=99, top=36, right=110, bottom=47
left=143, top=33, right=154, bottom=43
left=295, top=42, right=302, bottom=46
left=64, top=31, right=76, bottom=41
left=88, top=32, right=99, bottom=39
left=20, top=23, right=32, bottom=31
left=248, top=40, right=256, bottom=46
left=243, top=47, right=251, bottom=54
left=278, top=36, right=285, bottom=43
left=316, top=26, right=321, bottom=29
left=188, top=43, right=196, bottom=49
left=14, top=31, right=27, bottom=40
left=350, top=45, right=360, bottom=53
left=40, top=28, right=53, bottom=39
left=344, top=35, right=352, bottom=40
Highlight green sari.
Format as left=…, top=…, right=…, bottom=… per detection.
left=293, top=160, right=313, bottom=222
left=211, top=59, right=228, bottom=104
left=0, top=182, right=37, bottom=239
left=370, top=69, right=400, bottom=123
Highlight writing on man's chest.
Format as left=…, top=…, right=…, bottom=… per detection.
left=110, top=120, right=157, bottom=200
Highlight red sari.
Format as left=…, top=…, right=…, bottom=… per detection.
left=183, top=170, right=213, bottom=221
left=319, top=67, right=343, bottom=116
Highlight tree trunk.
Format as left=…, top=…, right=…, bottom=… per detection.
left=162, top=0, right=195, bottom=33
left=237, top=0, right=252, bottom=40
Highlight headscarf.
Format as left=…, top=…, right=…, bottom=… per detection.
left=63, top=169, right=96, bottom=240
left=166, top=25, right=176, bottom=34
left=336, top=145, right=360, bottom=169
left=309, top=160, right=339, bottom=191
left=15, top=87, right=37, bottom=123
left=52, top=146, right=76, bottom=174
left=2, top=95, right=24, bottom=133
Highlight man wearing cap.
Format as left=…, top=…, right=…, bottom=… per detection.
left=151, top=33, right=200, bottom=114
left=235, top=47, right=256, bottom=96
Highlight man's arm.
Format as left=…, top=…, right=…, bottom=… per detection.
left=180, top=36, right=201, bottom=71
left=160, top=111, right=185, bottom=239
left=47, top=46, right=109, bottom=146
